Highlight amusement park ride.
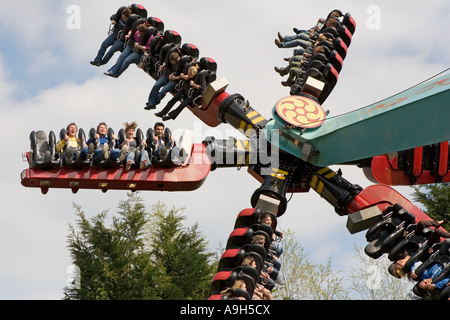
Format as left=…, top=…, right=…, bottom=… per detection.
left=21, top=7, right=450, bottom=300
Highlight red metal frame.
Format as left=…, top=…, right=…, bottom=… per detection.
left=21, top=143, right=211, bottom=193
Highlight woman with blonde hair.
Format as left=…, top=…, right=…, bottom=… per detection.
left=119, top=121, right=150, bottom=170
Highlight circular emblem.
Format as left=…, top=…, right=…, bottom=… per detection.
left=275, top=96, right=326, bottom=128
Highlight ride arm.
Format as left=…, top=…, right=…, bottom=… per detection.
left=308, top=165, right=435, bottom=234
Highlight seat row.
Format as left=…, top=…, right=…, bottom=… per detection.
left=208, top=208, right=283, bottom=300
left=28, top=125, right=189, bottom=170
left=365, top=203, right=450, bottom=300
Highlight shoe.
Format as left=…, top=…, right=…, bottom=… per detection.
left=160, top=147, right=168, bottom=161
left=102, top=143, right=109, bottom=160
left=162, top=115, right=172, bottom=121
left=144, top=104, right=156, bottom=110
left=281, top=81, right=291, bottom=87
left=126, top=160, right=132, bottom=171
left=119, top=145, right=128, bottom=162
left=275, top=39, right=282, bottom=48
left=87, top=143, right=95, bottom=160
left=277, top=32, right=284, bottom=42
left=65, top=148, right=73, bottom=164
left=283, top=57, right=290, bottom=61
left=293, top=27, right=300, bottom=34
left=274, top=66, right=284, bottom=74
left=90, top=60, right=101, bottom=66
left=275, top=277, right=285, bottom=286
left=104, top=71, right=117, bottom=78
left=154, top=112, right=165, bottom=118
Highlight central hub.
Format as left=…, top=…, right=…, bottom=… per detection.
left=274, top=95, right=326, bottom=129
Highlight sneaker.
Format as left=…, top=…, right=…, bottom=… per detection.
left=65, top=148, right=73, bottom=164
left=119, top=145, right=128, bottom=162
left=102, top=143, right=109, bottom=160
left=160, top=147, right=168, bottom=161
left=90, top=60, right=101, bottom=66
left=275, top=277, right=285, bottom=286
left=87, top=143, right=95, bottom=160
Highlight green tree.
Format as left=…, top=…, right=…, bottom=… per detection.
left=146, top=202, right=216, bottom=300
left=412, top=183, right=450, bottom=228
left=64, top=193, right=214, bottom=300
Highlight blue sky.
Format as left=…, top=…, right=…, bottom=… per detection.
left=0, top=0, right=449, bottom=299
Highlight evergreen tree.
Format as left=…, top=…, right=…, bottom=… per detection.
left=64, top=193, right=214, bottom=300
left=146, top=202, right=216, bottom=300
left=412, top=183, right=450, bottom=229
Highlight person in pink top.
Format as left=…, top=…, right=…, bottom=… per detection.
left=104, top=19, right=154, bottom=78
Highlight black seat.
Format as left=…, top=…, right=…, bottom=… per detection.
left=337, top=25, right=352, bottom=47
left=181, top=43, right=199, bottom=60
left=29, top=130, right=60, bottom=169
left=342, top=13, right=356, bottom=35
left=147, top=16, right=164, bottom=33
left=218, top=248, right=246, bottom=271
left=226, top=227, right=254, bottom=250
left=234, top=208, right=261, bottom=229
left=412, top=239, right=450, bottom=297
left=365, top=204, right=416, bottom=259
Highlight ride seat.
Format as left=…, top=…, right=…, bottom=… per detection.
left=218, top=248, right=246, bottom=271
left=342, top=13, right=356, bottom=35
left=29, top=130, right=59, bottom=169
left=181, top=43, right=199, bottom=60
left=337, top=25, right=352, bottom=47
left=333, top=37, right=348, bottom=60
left=147, top=16, right=164, bottom=33
left=226, top=227, right=254, bottom=250
left=163, top=30, right=181, bottom=46
left=234, top=208, right=261, bottom=229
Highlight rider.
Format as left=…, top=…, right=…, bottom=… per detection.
left=119, top=121, right=151, bottom=170
left=56, top=122, right=87, bottom=164
left=90, top=6, right=132, bottom=66
left=81, top=122, right=121, bottom=164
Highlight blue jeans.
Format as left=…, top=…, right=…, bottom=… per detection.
left=147, top=75, right=169, bottom=106
left=101, top=39, right=125, bottom=65
left=94, top=33, right=116, bottom=62
left=283, top=32, right=309, bottom=42
left=281, top=38, right=309, bottom=49
left=126, top=149, right=150, bottom=167
left=108, top=46, right=143, bottom=77
left=80, top=145, right=120, bottom=162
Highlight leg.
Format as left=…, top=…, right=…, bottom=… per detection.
left=93, top=33, right=116, bottom=63
left=156, top=81, right=177, bottom=105
left=107, top=46, right=132, bottom=76
left=147, top=76, right=169, bottom=107
left=116, top=52, right=142, bottom=77
left=101, top=40, right=125, bottom=65
left=167, top=97, right=193, bottom=120
left=157, top=91, right=184, bottom=116
left=139, top=150, right=150, bottom=169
